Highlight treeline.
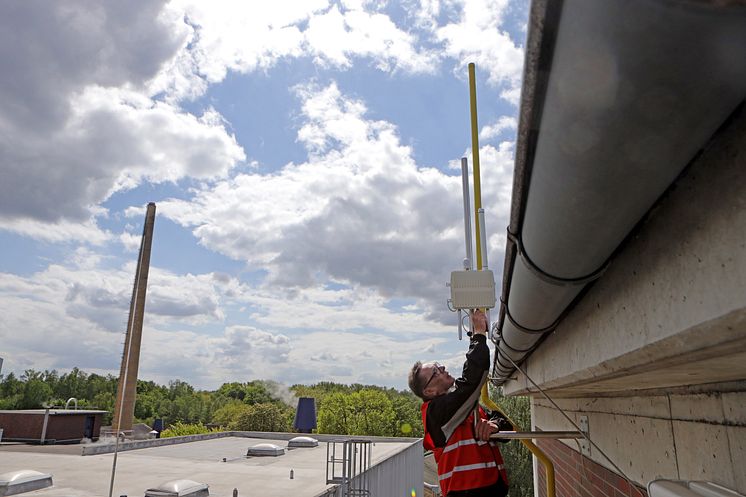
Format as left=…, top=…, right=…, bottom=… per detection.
left=0, top=369, right=423, bottom=438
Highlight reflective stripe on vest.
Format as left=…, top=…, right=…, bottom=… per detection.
left=442, top=437, right=497, bottom=455
left=438, top=462, right=506, bottom=481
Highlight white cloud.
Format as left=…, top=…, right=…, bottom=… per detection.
left=119, top=231, right=142, bottom=252
left=0, top=1, right=245, bottom=237
left=304, top=5, right=437, bottom=72
left=0, top=0, right=523, bottom=242
left=160, top=82, right=468, bottom=316
left=159, top=82, right=516, bottom=329
left=154, top=1, right=437, bottom=101
left=479, top=115, right=517, bottom=141
left=0, top=217, right=112, bottom=245
left=426, top=0, right=525, bottom=103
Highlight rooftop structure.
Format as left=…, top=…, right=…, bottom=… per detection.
left=0, top=409, right=107, bottom=444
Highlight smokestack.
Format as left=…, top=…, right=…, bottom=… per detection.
left=112, top=202, right=156, bottom=433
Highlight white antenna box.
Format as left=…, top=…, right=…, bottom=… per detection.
left=449, top=270, right=496, bottom=309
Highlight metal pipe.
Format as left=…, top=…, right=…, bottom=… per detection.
left=477, top=208, right=491, bottom=326
left=460, top=157, right=473, bottom=270
left=40, top=408, right=50, bottom=445
left=489, top=431, right=582, bottom=439
left=477, top=209, right=488, bottom=270
left=457, top=309, right=463, bottom=341
left=65, top=397, right=78, bottom=410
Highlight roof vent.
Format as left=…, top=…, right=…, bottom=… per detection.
left=293, top=397, right=317, bottom=433
left=0, top=470, right=53, bottom=496
left=144, top=479, right=209, bottom=497
left=288, top=436, right=319, bottom=448
left=246, top=443, right=285, bottom=457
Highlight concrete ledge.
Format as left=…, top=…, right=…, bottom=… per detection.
left=82, top=431, right=422, bottom=455
left=82, top=431, right=233, bottom=455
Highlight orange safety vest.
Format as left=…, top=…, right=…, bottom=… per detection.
left=422, top=402, right=508, bottom=496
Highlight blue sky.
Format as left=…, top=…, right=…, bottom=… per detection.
left=0, top=0, right=526, bottom=390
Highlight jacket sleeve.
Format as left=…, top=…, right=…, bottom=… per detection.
left=425, top=334, right=491, bottom=447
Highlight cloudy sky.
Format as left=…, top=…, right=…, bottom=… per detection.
left=0, top=0, right=526, bottom=390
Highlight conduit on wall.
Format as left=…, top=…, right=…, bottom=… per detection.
left=493, top=0, right=746, bottom=385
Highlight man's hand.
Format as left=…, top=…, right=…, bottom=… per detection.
left=475, top=418, right=499, bottom=441
left=471, top=309, right=488, bottom=336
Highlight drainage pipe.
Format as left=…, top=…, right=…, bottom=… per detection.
left=40, top=408, right=50, bottom=445
left=493, top=0, right=746, bottom=386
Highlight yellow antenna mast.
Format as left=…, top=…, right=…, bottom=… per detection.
left=468, top=63, right=484, bottom=270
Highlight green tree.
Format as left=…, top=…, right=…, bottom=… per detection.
left=217, top=382, right=247, bottom=401
left=317, top=392, right=350, bottom=434
left=0, top=372, right=24, bottom=408
left=167, top=379, right=194, bottom=400
left=389, top=391, right=423, bottom=437
left=56, top=367, right=86, bottom=399
left=230, top=402, right=291, bottom=432
left=242, top=381, right=276, bottom=405
left=1, top=372, right=24, bottom=397
left=317, top=389, right=396, bottom=436
left=21, top=379, right=53, bottom=408
left=212, top=401, right=251, bottom=427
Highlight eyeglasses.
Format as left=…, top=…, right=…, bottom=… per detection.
left=422, top=362, right=445, bottom=392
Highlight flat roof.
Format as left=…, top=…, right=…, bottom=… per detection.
left=0, top=434, right=418, bottom=497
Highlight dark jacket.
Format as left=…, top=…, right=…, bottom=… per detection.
left=424, top=334, right=510, bottom=447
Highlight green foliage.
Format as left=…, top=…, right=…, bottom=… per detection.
left=388, top=390, right=424, bottom=437
left=317, top=389, right=397, bottom=436
left=160, top=421, right=222, bottom=438
left=21, top=379, right=52, bottom=409
left=212, top=401, right=251, bottom=427
left=229, top=402, right=292, bottom=432
left=491, top=388, right=533, bottom=497
left=216, top=380, right=276, bottom=405
left=0, top=369, right=423, bottom=441
left=292, top=383, right=423, bottom=438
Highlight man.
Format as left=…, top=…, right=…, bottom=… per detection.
left=408, top=310, right=510, bottom=497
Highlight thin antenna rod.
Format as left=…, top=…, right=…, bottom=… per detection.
left=460, top=157, right=473, bottom=270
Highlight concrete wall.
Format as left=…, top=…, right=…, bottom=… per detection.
left=502, top=107, right=746, bottom=494
left=532, top=392, right=746, bottom=494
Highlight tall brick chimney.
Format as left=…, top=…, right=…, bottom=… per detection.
left=112, top=202, right=156, bottom=433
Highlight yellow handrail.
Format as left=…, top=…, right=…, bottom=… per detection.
left=480, top=386, right=555, bottom=497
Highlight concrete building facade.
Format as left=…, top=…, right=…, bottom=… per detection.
left=514, top=110, right=746, bottom=494
left=492, top=0, right=746, bottom=495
